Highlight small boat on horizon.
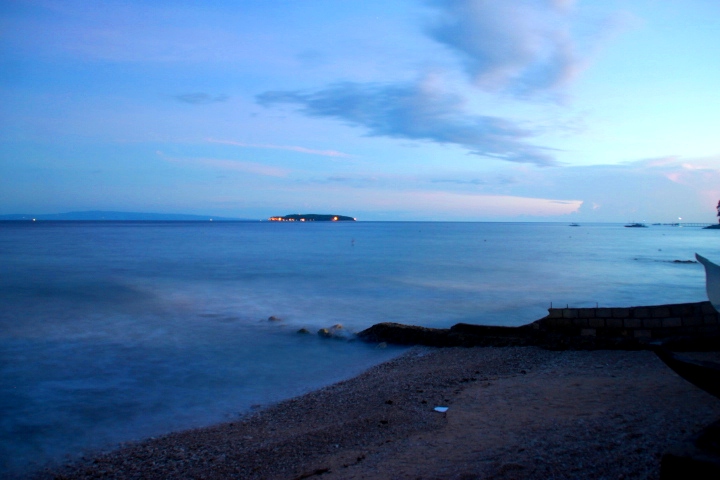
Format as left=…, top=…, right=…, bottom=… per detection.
left=624, top=223, right=648, bottom=228
left=569, top=223, right=580, bottom=227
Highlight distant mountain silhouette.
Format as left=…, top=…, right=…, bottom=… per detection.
left=0, top=211, right=256, bottom=221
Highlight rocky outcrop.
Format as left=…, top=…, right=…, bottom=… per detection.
left=357, top=301, right=720, bottom=351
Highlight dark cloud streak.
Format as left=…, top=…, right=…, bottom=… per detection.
left=431, top=175, right=518, bottom=186
left=257, top=81, right=557, bottom=166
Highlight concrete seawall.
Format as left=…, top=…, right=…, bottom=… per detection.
left=539, top=301, right=719, bottom=340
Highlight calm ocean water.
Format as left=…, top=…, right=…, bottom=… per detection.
left=1, top=221, right=718, bottom=476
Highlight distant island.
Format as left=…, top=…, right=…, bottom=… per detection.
left=0, top=211, right=253, bottom=221
left=268, top=214, right=356, bottom=222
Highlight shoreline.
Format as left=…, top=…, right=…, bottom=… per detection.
left=47, top=346, right=720, bottom=480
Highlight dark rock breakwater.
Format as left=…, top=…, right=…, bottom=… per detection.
left=357, top=301, right=720, bottom=350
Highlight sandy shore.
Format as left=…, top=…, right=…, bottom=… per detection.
left=48, top=346, right=720, bottom=480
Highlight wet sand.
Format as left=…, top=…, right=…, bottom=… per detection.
left=50, top=346, right=720, bottom=479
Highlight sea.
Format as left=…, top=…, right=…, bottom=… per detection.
left=1, top=221, right=718, bottom=477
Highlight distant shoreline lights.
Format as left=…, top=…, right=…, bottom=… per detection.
left=268, top=214, right=356, bottom=222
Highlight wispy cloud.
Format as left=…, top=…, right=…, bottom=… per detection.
left=207, top=138, right=352, bottom=158
left=359, top=189, right=582, bottom=218
left=623, top=155, right=720, bottom=187
left=425, top=0, right=592, bottom=97
left=257, top=80, right=557, bottom=166
left=431, top=175, right=518, bottom=186
left=174, top=93, right=229, bottom=105
left=156, top=151, right=290, bottom=177
left=323, top=175, right=379, bottom=184
left=624, top=156, right=684, bottom=170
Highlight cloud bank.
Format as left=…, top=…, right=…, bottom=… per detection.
left=426, top=0, right=586, bottom=96
left=255, top=0, right=612, bottom=165
left=497, top=156, right=720, bottom=221
left=257, top=81, right=556, bottom=166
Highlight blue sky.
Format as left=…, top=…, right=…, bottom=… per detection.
left=1, top=0, right=719, bottom=221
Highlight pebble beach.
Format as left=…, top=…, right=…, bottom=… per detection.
left=46, top=346, right=720, bottom=480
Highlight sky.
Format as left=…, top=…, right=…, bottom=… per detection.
left=1, top=0, right=719, bottom=222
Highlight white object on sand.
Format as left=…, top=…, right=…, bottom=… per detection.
left=696, top=253, right=720, bottom=312
left=434, top=406, right=449, bottom=413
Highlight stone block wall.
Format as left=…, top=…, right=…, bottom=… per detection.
left=535, top=301, right=719, bottom=340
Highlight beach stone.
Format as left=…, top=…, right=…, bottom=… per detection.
left=297, top=328, right=311, bottom=334
left=357, top=323, right=451, bottom=346
left=268, top=316, right=282, bottom=322
left=318, top=325, right=349, bottom=339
